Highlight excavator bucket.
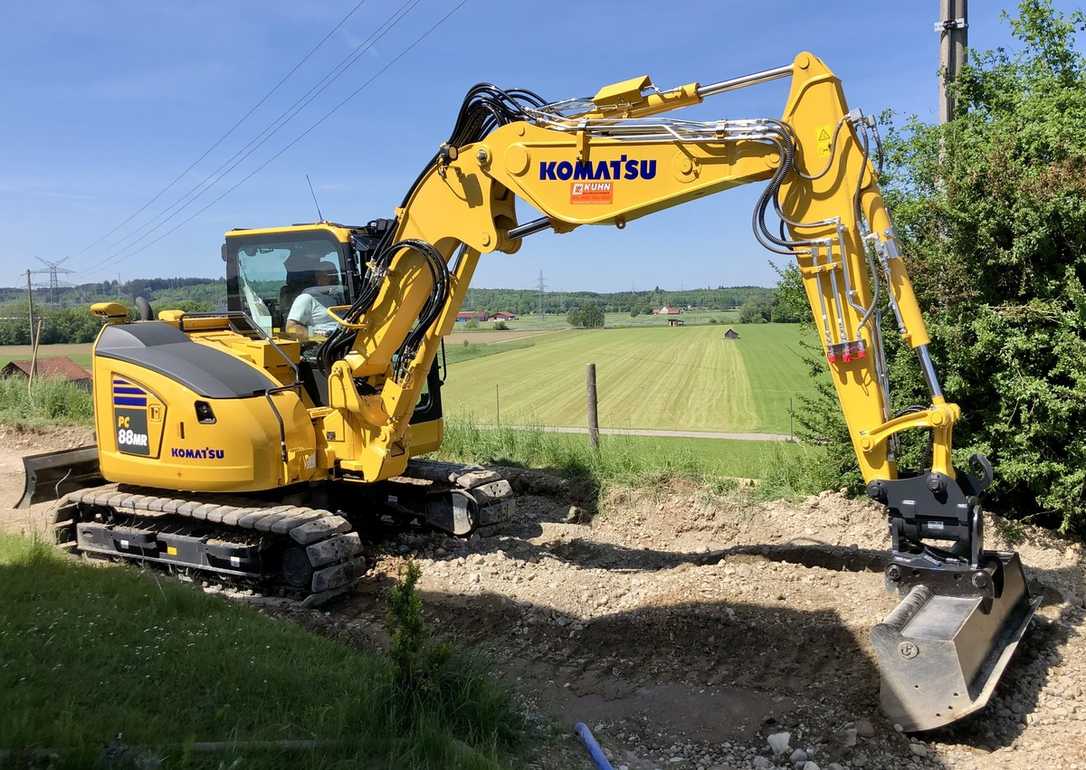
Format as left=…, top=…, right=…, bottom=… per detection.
left=872, top=552, right=1040, bottom=732
left=15, top=446, right=103, bottom=509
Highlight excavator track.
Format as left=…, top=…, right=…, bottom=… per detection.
left=375, top=459, right=516, bottom=536
left=51, top=485, right=366, bottom=607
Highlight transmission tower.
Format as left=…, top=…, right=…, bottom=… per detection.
left=30, top=257, right=76, bottom=303
left=536, top=270, right=546, bottom=320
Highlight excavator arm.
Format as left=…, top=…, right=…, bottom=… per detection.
left=319, top=51, right=1038, bottom=730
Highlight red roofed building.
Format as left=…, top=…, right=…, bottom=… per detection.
left=456, top=311, right=489, bottom=322
left=652, top=305, right=682, bottom=315
left=1, top=357, right=92, bottom=389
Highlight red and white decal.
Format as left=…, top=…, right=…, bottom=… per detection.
left=570, top=181, right=613, bottom=204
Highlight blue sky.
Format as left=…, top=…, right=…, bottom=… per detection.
left=0, top=0, right=1075, bottom=292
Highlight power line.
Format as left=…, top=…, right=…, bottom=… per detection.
left=79, top=0, right=421, bottom=276
left=86, top=0, right=469, bottom=275
left=77, top=0, right=372, bottom=259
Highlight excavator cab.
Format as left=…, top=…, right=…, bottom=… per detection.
left=221, top=221, right=444, bottom=448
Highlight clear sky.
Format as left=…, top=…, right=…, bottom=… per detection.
left=0, top=0, right=1073, bottom=292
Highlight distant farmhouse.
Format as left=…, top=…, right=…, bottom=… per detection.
left=491, top=311, right=517, bottom=320
left=652, top=305, right=682, bottom=315
left=1, top=357, right=92, bottom=389
left=456, top=310, right=489, bottom=323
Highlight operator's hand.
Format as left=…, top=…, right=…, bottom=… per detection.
left=286, top=319, right=310, bottom=341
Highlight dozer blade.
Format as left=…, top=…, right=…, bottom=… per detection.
left=15, top=445, right=103, bottom=509
left=872, top=551, right=1040, bottom=732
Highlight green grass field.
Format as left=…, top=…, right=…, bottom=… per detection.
left=442, top=323, right=815, bottom=434
left=0, top=342, right=92, bottom=368
left=0, top=535, right=522, bottom=768
left=454, top=310, right=739, bottom=332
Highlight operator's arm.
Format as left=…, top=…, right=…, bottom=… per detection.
left=286, top=295, right=313, bottom=341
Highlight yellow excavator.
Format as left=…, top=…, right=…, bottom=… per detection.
left=17, top=52, right=1038, bottom=732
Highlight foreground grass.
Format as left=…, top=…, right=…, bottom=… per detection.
left=0, top=535, right=523, bottom=769
left=437, top=419, right=832, bottom=499
left=0, top=376, right=93, bottom=428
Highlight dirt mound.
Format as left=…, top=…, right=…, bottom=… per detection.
left=345, top=479, right=1086, bottom=770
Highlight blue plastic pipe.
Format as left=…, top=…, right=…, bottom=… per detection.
left=574, top=722, right=615, bottom=770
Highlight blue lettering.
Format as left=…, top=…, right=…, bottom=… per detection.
left=640, top=160, right=657, bottom=180
left=593, top=160, right=610, bottom=180
left=555, top=161, right=573, bottom=180
left=624, top=159, right=638, bottom=179
left=572, top=160, right=594, bottom=180
left=539, top=161, right=557, bottom=180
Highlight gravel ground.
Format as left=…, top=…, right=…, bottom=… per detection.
left=2, top=426, right=1083, bottom=770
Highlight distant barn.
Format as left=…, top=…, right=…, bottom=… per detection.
left=1, top=357, right=92, bottom=389
left=667, top=318, right=685, bottom=327
left=723, top=328, right=740, bottom=340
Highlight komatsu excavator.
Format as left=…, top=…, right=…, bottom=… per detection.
left=17, top=52, right=1039, bottom=732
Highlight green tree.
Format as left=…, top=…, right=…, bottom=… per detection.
left=567, top=304, right=604, bottom=328
left=738, top=296, right=772, bottom=324
left=800, top=0, right=1086, bottom=533
left=770, top=263, right=809, bottom=323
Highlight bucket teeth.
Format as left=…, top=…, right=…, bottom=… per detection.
left=872, top=551, right=1039, bottom=731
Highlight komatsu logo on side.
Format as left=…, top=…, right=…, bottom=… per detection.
left=539, top=157, right=657, bottom=181
left=171, top=447, right=226, bottom=461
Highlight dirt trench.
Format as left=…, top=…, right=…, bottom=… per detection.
left=2, top=427, right=1084, bottom=770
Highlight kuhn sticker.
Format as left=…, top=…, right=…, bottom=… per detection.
left=570, top=181, right=613, bottom=204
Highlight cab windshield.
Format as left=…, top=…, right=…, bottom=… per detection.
left=229, top=233, right=347, bottom=338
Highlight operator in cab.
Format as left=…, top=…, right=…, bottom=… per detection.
left=285, top=260, right=343, bottom=341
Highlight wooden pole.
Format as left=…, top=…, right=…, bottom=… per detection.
left=28, top=318, right=43, bottom=397
left=495, top=383, right=501, bottom=427
left=586, top=363, right=599, bottom=450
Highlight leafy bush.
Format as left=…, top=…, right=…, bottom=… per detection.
left=798, top=1, right=1086, bottom=533
left=493, top=320, right=509, bottom=330
left=464, top=319, right=479, bottom=329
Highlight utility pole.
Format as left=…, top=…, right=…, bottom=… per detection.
left=937, top=0, right=968, bottom=123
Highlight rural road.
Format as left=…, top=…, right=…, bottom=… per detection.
left=479, top=424, right=794, bottom=442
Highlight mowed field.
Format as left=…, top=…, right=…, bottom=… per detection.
left=442, top=323, right=815, bottom=434
left=0, top=343, right=92, bottom=368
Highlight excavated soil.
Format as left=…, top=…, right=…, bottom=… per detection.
left=2, top=429, right=1084, bottom=770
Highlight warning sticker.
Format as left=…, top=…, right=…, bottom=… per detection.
left=570, top=181, right=613, bottom=204
left=816, top=125, right=833, bottom=156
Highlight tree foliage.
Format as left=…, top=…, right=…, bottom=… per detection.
left=567, top=303, right=605, bottom=328
left=800, top=0, right=1086, bottom=533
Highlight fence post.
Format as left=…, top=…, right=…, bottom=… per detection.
left=789, top=395, right=794, bottom=442
left=28, top=318, right=43, bottom=397
left=586, top=363, right=599, bottom=450
left=495, top=383, right=501, bottom=427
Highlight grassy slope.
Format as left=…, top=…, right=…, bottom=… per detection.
left=0, top=536, right=520, bottom=769
left=438, top=420, right=819, bottom=489
left=442, top=323, right=813, bottom=434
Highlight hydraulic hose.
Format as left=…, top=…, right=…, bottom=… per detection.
left=574, top=723, right=615, bottom=770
